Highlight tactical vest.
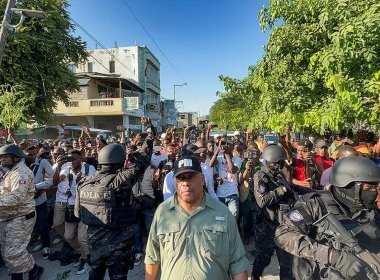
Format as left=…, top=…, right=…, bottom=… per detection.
left=256, top=169, right=296, bottom=224
left=293, top=191, right=380, bottom=279
left=78, top=173, right=136, bottom=228
left=312, top=191, right=378, bottom=253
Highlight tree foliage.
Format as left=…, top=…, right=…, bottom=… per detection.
left=0, top=85, right=35, bottom=139
left=0, top=0, right=87, bottom=124
left=210, top=0, right=380, bottom=133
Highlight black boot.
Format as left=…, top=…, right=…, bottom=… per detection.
left=28, top=264, right=44, bottom=280
left=11, top=273, right=23, bottom=280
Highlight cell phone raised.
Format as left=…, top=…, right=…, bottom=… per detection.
left=264, top=135, right=279, bottom=144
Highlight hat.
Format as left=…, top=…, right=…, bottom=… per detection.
left=316, top=139, right=329, bottom=148
left=233, top=131, right=240, bottom=136
left=355, top=145, right=369, bottom=155
left=213, top=134, right=221, bottom=139
left=160, top=133, right=167, bottom=139
left=183, top=144, right=198, bottom=153
left=173, top=156, right=202, bottom=177
left=194, top=147, right=206, bottom=154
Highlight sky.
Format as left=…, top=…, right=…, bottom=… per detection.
left=68, top=0, right=270, bottom=116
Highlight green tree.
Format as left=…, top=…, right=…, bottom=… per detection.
left=211, top=0, right=380, bottom=133
left=0, top=0, right=87, bottom=123
left=0, top=85, right=35, bottom=140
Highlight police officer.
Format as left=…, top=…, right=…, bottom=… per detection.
left=251, top=144, right=295, bottom=280
left=275, top=156, right=380, bottom=280
left=75, top=137, right=151, bottom=279
left=0, top=144, right=44, bottom=280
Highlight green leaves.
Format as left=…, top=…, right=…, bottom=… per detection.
left=0, top=85, right=35, bottom=139
left=211, top=0, right=380, bottom=133
left=0, top=0, right=87, bottom=124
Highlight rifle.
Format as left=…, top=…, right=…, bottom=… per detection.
left=314, top=213, right=380, bottom=279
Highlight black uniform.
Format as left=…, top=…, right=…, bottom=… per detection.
left=275, top=191, right=380, bottom=280
left=75, top=142, right=151, bottom=280
left=275, top=156, right=380, bottom=280
left=251, top=165, right=296, bottom=280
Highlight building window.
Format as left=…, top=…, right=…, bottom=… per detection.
left=109, top=61, right=115, bottom=73
left=87, top=62, right=93, bottom=72
left=68, top=64, right=76, bottom=73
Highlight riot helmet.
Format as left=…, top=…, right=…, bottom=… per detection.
left=0, top=144, right=25, bottom=158
left=330, top=157, right=380, bottom=212
left=262, top=144, right=287, bottom=172
left=330, top=157, right=380, bottom=187
left=97, top=144, right=126, bottom=166
left=262, top=144, right=287, bottom=163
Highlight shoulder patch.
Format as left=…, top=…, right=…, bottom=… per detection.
left=258, top=183, right=267, bottom=194
left=288, top=210, right=304, bottom=222
left=18, top=179, right=27, bottom=185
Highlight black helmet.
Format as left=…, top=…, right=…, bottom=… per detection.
left=0, top=144, right=25, bottom=158
left=262, top=144, right=287, bottom=163
left=330, top=157, right=380, bottom=187
left=97, top=144, right=126, bottom=165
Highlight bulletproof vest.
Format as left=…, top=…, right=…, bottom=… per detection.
left=257, top=168, right=296, bottom=224
left=78, top=172, right=136, bottom=228
left=313, top=191, right=379, bottom=254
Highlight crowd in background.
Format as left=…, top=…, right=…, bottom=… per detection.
left=1, top=121, right=380, bottom=276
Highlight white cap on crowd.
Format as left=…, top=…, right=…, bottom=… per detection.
left=161, top=133, right=167, bottom=139
left=233, top=131, right=240, bottom=136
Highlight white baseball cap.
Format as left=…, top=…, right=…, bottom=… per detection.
left=233, top=131, right=240, bottom=136
left=160, top=133, right=167, bottom=139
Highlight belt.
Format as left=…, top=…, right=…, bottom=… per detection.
left=25, top=211, right=35, bottom=220
left=56, top=201, right=66, bottom=206
left=3, top=211, right=35, bottom=222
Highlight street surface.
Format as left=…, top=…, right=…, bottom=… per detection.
left=0, top=242, right=280, bottom=279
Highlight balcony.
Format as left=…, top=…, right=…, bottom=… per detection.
left=54, top=97, right=145, bottom=117
left=55, top=98, right=123, bottom=116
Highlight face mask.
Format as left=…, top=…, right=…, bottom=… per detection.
left=360, top=190, right=378, bottom=210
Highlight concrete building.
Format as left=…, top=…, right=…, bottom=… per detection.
left=176, top=112, right=198, bottom=128
left=160, top=100, right=177, bottom=129
left=51, top=45, right=161, bottom=132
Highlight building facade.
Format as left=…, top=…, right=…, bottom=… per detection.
left=52, top=45, right=161, bottom=132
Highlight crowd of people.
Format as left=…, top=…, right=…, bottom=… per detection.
left=0, top=118, right=379, bottom=280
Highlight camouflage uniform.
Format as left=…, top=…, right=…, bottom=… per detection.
left=0, top=161, right=36, bottom=274
left=275, top=191, right=380, bottom=279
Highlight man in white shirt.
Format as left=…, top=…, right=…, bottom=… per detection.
left=210, top=143, right=242, bottom=219
left=53, top=149, right=95, bottom=275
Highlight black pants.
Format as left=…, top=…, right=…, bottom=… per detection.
left=35, top=201, right=50, bottom=248
left=89, top=255, right=133, bottom=280
left=88, top=239, right=135, bottom=280
left=251, top=219, right=293, bottom=280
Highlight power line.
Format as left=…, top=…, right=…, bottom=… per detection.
left=69, top=17, right=136, bottom=77
left=31, top=0, right=136, bottom=78
left=120, top=0, right=187, bottom=83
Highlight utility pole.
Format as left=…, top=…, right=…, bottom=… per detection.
left=0, top=0, right=16, bottom=65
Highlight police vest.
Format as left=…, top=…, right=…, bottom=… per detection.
left=312, top=191, right=379, bottom=253
left=78, top=173, right=136, bottom=228
left=256, top=169, right=296, bottom=223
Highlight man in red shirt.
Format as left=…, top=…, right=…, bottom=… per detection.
left=314, top=139, right=334, bottom=170
left=292, top=140, right=322, bottom=193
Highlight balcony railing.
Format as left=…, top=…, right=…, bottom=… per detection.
left=54, top=97, right=144, bottom=116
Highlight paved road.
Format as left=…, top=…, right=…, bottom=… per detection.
left=0, top=242, right=280, bottom=280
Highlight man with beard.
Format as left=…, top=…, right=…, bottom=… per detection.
left=0, top=144, right=44, bottom=280
left=275, top=156, right=380, bottom=280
